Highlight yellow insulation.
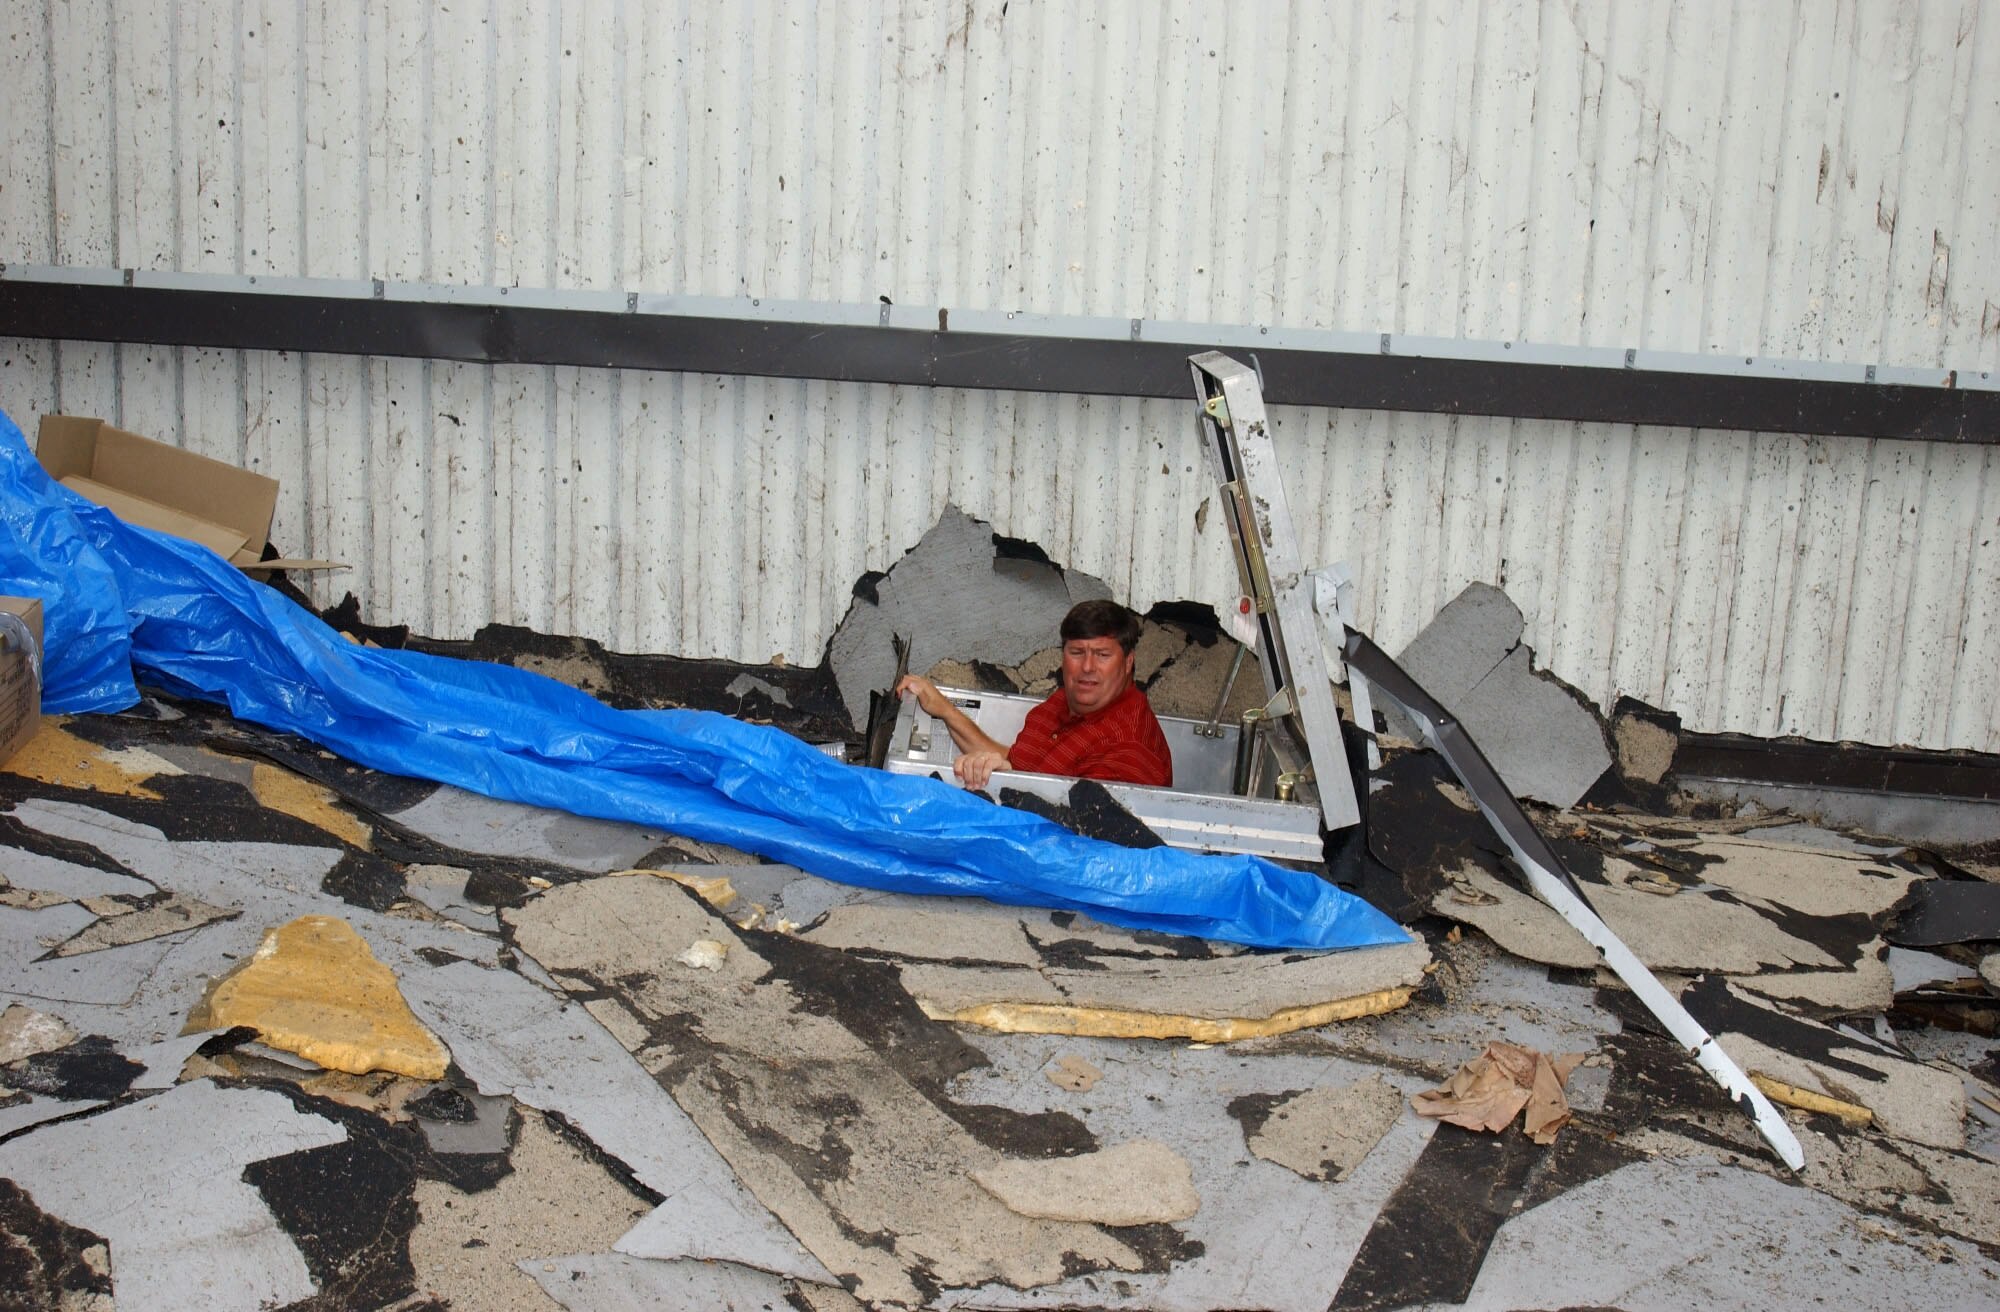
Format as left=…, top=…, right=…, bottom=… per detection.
left=1749, top=1072, right=1873, bottom=1128
left=920, top=986, right=1415, bottom=1042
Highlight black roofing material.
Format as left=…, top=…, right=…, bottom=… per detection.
left=998, top=779, right=1166, bottom=850
left=0, top=1037, right=141, bottom=1102
left=1329, top=1103, right=1640, bottom=1311
left=1343, top=631, right=1593, bottom=908
left=4, top=277, right=1996, bottom=443
left=0, top=1178, right=114, bottom=1310
left=1363, top=749, right=1514, bottom=913
left=243, top=1088, right=522, bottom=1311
left=1675, top=732, right=2000, bottom=801
left=1888, top=879, right=2000, bottom=948
left=1328, top=1125, right=1543, bottom=1311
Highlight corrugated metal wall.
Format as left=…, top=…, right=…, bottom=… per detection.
left=2, top=0, right=1997, bottom=751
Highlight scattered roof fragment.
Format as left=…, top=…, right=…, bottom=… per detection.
left=524, top=1252, right=825, bottom=1312
left=1240, top=1076, right=1406, bottom=1182
left=406, top=1111, right=652, bottom=1310
left=971, top=1139, right=1200, bottom=1225
left=1044, top=1054, right=1102, bottom=1092
left=798, top=894, right=1430, bottom=1040
left=1685, top=975, right=1968, bottom=1150
left=48, top=892, right=238, bottom=958
left=400, top=958, right=831, bottom=1283
left=0, top=1002, right=77, bottom=1064
left=1383, top=583, right=1612, bottom=807
left=507, top=874, right=1158, bottom=1304
left=183, top=915, right=450, bottom=1080
left=0, top=1081, right=347, bottom=1312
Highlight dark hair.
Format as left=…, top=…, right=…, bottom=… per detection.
left=1060, top=599, right=1143, bottom=654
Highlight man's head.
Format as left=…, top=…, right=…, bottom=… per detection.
left=1057, top=600, right=1142, bottom=717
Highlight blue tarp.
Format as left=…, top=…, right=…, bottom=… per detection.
left=0, top=408, right=1408, bottom=951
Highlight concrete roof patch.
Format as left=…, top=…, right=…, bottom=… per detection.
left=1384, top=582, right=1613, bottom=807
left=524, top=1252, right=814, bottom=1312
left=506, top=875, right=1148, bottom=1304
left=0, top=1081, right=347, bottom=1312
left=827, top=505, right=1112, bottom=730
left=399, top=957, right=832, bottom=1284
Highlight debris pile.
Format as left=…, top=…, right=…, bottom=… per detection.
left=1, top=540, right=1997, bottom=1310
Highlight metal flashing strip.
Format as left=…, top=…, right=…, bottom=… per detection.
left=1674, top=733, right=2000, bottom=802
left=1343, top=630, right=1807, bottom=1172
left=2, top=266, right=1995, bottom=442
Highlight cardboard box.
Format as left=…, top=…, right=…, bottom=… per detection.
left=35, top=415, right=340, bottom=573
left=0, top=595, right=43, bottom=766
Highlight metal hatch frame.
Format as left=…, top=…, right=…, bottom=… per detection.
left=881, top=684, right=1326, bottom=862
left=1184, top=348, right=1801, bottom=1170
left=1188, top=351, right=1362, bottom=832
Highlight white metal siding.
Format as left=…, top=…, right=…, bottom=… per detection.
left=2, top=0, right=1997, bottom=752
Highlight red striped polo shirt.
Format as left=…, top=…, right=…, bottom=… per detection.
left=1008, top=681, right=1173, bottom=787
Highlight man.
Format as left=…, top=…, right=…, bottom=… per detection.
left=896, top=599, right=1174, bottom=790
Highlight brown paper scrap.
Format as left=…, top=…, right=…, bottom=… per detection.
left=1046, top=1054, right=1103, bottom=1092
left=1412, top=1042, right=1587, bottom=1145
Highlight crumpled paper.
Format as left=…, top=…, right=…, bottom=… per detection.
left=1411, top=1042, right=1588, bottom=1144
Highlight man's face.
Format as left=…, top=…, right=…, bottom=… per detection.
left=1060, top=635, right=1136, bottom=717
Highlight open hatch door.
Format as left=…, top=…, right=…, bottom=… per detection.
left=1188, top=350, right=1362, bottom=832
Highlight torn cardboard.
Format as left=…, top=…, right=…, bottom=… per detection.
left=36, top=415, right=339, bottom=573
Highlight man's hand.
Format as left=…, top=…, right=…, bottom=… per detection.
left=954, top=748, right=1011, bottom=791
left=896, top=674, right=1015, bottom=769
left=895, top=674, right=952, bottom=718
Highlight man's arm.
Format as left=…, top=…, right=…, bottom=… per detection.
left=895, top=676, right=1013, bottom=789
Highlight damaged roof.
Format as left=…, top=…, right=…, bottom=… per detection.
left=2, top=543, right=1999, bottom=1311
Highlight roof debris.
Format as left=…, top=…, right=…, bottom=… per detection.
left=0, top=1081, right=348, bottom=1312
left=970, top=1138, right=1201, bottom=1225
left=1381, top=582, right=1613, bottom=808
left=508, top=874, right=1158, bottom=1305
left=183, top=915, right=451, bottom=1081
left=797, top=895, right=1430, bottom=1040
left=48, top=892, right=238, bottom=958
left=0, top=1003, right=77, bottom=1065
left=1412, top=1042, right=1588, bottom=1144
left=1239, top=1075, right=1407, bottom=1182
left=2, top=556, right=1997, bottom=1309
left=1044, top=1053, right=1102, bottom=1092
